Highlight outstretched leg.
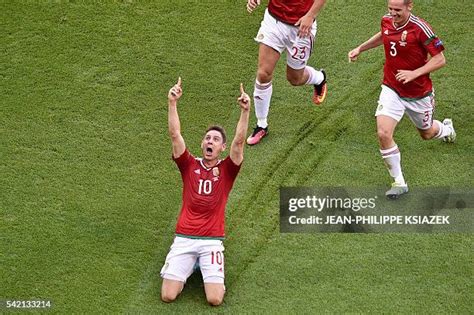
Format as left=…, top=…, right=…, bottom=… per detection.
left=247, top=44, right=280, bottom=145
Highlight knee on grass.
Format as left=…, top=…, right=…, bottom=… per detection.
left=206, top=294, right=224, bottom=306
left=161, top=290, right=179, bottom=303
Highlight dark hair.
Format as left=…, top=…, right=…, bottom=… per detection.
left=205, top=125, right=227, bottom=144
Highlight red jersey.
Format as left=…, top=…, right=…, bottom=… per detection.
left=173, top=149, right=241, bottom=238
left=268, top=0, right=314, bottom=25
left=381, top=14, right=445, bottom=99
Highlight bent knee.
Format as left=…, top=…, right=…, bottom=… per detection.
left=377, top=128, right=393, bottom=143
left=419, top=132, right=432, bottom=140
left=256, top=69, right=273, bottom=84
left=418, top=128, right=435, bottom=140
left=161, top=291, right=179, bottom=303
left=207, top=295, right=224, bottom=306
left=286, top=73, right=304, bottom=86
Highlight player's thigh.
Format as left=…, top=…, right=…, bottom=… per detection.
left=160, top=237, right=197, bottom=283
left=285, top=22, right=317, bottom=70
left=198, top=241, right=225, bottom=284
left=375, top=85, right=405, bottom=123
left=257, top=43, right=281, bottom=80
left=404, top=94, right=435, bottom=130
left=376, top=115, right=398, bottom=141
left=255, top=9, right=285, bottom=58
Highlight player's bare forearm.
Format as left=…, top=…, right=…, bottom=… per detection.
left=307, top=0, right=326, bottom=18
left=349, top=32, right=382, bottom=62
left=168, top=100, right=180, bottom=138
left=359, top=32, right=383, bottom=52
left=168, top=100, right=186, bottom=158
left=167, top=78, right=186, bottom=158
left=396, top=52, right=446, bottom=84
left=414, top=52, right=446, bottom=77
left=230, top=108, right=250, bottom=165
left=296, top=0, right=326, bottom=36
left=230, top=84, right=251, bottom=165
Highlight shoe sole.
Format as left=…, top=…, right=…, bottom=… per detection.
left=313, top=83, right=327, bottom=105
left=246, top=132, right=268, bottom=146
left=386, top=189, right=408, bottom=200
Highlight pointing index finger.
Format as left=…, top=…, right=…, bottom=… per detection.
left=177, top=77, right=182, bottom=87
left=240, top=83, right=244, bottom=94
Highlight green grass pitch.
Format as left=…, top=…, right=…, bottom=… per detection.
left=1, top=0, right=472, bottom=313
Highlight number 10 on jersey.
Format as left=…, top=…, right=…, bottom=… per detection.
left=198, top=179, right=212, bottom=195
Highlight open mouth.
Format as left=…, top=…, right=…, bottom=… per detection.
left=206, top=147, right=213, bottom=154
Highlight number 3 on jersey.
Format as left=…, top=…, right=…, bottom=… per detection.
left=389, top=41, right=397, bottom=57
left=198, top=179, right=212, bottom=195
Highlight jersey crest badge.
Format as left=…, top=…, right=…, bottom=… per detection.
left=399, top=30, right=407, bottom=46
left=212, top=167, right=220, bottom=177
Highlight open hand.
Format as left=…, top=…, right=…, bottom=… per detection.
left=295, top=14, right=313, bottom=38
left=396, top=70, right=418, bottom=84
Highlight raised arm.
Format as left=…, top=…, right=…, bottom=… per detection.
left=295, top=0, right=327, bottom=37
left=168, top=77, right=186, bottom=158
left=348, top=31, right=383, bottom=62
left=229, top=83, right=251, bottom=166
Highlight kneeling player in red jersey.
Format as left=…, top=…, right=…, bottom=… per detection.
left=160, top=78, right=250, bottom=306
left=348, top=0, right=456, bottom=199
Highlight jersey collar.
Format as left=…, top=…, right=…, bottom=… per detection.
left=197, top=158, right=222, bottom=171
left=393, top=13, right=412, bottom=30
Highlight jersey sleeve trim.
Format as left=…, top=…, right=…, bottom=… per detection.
left=424, top=36, right=436, bottom=45
left=410, top=16, right=435, bottom=39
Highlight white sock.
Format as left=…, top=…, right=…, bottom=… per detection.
left=254, top=80, right=272, bottom=128
left=304, top=66, right=324, bottom=85
left=433, top=120, right=451, bottom=139
left=380, top=145, right=406, bottom=186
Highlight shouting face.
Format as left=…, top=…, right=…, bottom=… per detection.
left=201, top=130, right=226, bottom=164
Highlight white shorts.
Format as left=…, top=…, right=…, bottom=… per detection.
left=255, top=9, right=317, bottom=70
left=376, top=85, right=435, bottom=130
left=160, top=236, right=225, bottom=284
